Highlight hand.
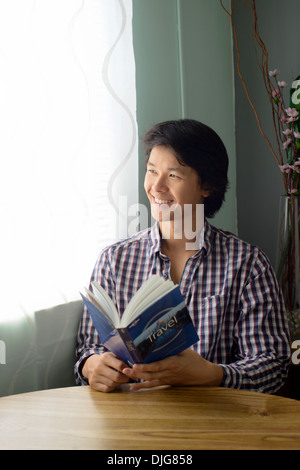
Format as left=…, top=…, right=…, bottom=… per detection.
left=122, top=349, right=224, bottom=391
left=82, top=352, right=130, bottom=392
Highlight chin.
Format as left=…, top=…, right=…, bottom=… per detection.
left=151, top=202, right=182, bottom=223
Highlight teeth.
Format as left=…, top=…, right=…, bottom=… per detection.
left=154, top=197, right=172, bottom=204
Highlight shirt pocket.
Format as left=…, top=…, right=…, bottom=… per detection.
left=196, top=294, right=229, bottom=360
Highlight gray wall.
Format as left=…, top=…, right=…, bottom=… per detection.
left=132, top=0, right=237, bottom=234
left=233, top=0, right=300, bottom=267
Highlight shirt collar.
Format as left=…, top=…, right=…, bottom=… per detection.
left=201, top=219, right=214, bottom=257
left=148, top=219, right=214, bottom=258
left=148, top=222, right=162, bottom=257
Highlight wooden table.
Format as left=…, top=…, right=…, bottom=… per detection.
left=0, top=385, right=300, bottom=450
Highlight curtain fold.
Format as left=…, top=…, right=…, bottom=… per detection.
left=0, top=0, right=138, bottom=395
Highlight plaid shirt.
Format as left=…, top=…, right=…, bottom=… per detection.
left=75, top=221, right=290, bottom=392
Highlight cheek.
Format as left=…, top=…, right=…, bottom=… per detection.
left=144, top=175, right=150, bottom=192
left=181, top=185, right=204, bottom=204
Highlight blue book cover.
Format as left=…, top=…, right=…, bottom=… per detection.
left=81, top=275, right=199, bottom=365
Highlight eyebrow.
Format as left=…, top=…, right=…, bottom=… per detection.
left=147, top=161, right=186, bottom=175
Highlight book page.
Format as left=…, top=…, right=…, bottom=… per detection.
left=121, top=275, right=176, bottom=326
left=89, top=282, right=120, bottom=327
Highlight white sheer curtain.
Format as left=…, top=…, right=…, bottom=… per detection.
left=0, top=0, right=138, bottom=319
left=0, top=0, right=138, bottom=395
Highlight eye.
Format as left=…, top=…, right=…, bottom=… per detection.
left=147, top=168, right=157, bottom=174
left=169, top=173, right=180, bottom=179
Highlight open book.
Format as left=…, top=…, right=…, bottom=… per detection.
left=81, top=275, right=199, bottom=365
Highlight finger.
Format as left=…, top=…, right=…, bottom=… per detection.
left=90, top=370, right=129, bottom=392
left=132, top=356, right=176, bottom=373
left=122, top=366, right=167, bottom=383
left=122, top=363, right=160, bottom=377
left=129, top=379, right=162, bottom=392
left=104, top=353, right=129, bottom=373
left=89, top=373, right=116, bottom=393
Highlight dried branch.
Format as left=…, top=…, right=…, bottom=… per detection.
left=220, top=0, right=281, bottom=167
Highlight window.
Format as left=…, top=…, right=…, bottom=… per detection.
left=0, top=0, right=138, bottom=319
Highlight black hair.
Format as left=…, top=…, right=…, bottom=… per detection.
left=143, top=119, right=229, bottom=218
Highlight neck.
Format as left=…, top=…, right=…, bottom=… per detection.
left=159, top=220, right=201, bottom=253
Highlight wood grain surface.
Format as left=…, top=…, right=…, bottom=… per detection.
left=0, top=385, right=300, bottom=450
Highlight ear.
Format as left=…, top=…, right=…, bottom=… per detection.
left=201, top=186, right=211, bottom=198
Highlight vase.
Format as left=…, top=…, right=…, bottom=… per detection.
left=276, top=195, right=300, bottom=339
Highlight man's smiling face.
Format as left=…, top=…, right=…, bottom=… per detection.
left=144, top=145, right=209, bottom=225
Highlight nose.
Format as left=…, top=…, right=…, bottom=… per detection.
left=152, top=174, right=169, bottom=192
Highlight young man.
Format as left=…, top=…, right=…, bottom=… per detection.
left=75, top=119, right=290, bottom=393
